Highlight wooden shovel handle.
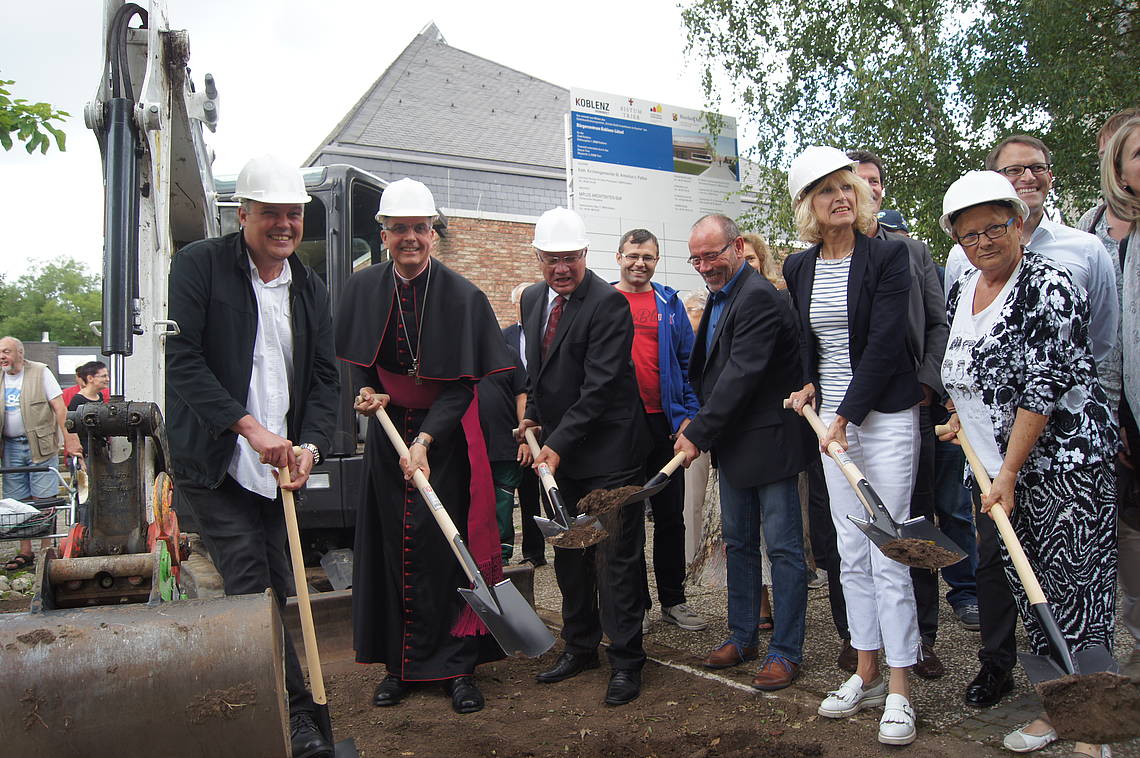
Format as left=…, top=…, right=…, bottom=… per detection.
left=934, top=423, right=1047, bottom=606
left=375, top=406, right=476, bottom=585
left=661, top=451, right=687, bottom=478
left=519, top=427, right=559, bottom=493
left=784, top=400, right=877, bottom=519
left=279, top=448, right=326, bottom=705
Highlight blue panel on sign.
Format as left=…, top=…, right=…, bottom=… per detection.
left=571, top=112, right=673, bottom=172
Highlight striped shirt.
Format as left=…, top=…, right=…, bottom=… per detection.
left=809, top=256, right=853, bottom=412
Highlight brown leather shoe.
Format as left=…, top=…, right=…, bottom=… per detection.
left=702, top=641, right=758, bottom=669
left=836, top=639, right=858, bottom=673
left=913, top=642, right=945, bottom=679
left=751, top=654, right=800, bottom=691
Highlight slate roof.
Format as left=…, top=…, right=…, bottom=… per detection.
left=306, top=24, right=570, bottom=215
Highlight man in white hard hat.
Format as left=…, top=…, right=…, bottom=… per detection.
left=942, top=136, right=1120, bottom=711
left=335, top=178, right=514, bottom=715
left=166, top=154, right=338, bottom=758
left=516, top=207, right=651, bottom=706
left=611, top=229, right=706, bottom=634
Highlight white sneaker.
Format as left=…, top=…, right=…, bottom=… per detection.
left=878, top=693, right=916, bottom=745
left=661, top=602, right=708, bottom=631
left=1002, top=725, right=1057, bottom=753
left=817, top=674, right=887, bottom=718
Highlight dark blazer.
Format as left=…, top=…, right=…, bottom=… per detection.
left=521, top=270, right=649, bottom=481
left=503, top=323, right=526, bottom=371
left=684, top=264, right=809, bottom=489
left=782, top=231, right=922, bottom=425
left=166, top=232, right=340, bottom=488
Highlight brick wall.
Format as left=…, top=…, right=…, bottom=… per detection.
left=434, top=215, right=541, bottom=328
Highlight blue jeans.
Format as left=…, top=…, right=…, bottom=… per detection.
left=933, top=438, right=978, bottom=609
left=2, top=436, right=58, bottom=500
left=719, top=473, right=807, bottom=663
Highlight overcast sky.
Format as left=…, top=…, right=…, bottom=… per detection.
left=0, top=0, right=715, bottom=279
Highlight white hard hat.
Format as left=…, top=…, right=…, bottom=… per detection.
left=533, top=207, right=589, bottom=252
left=939, top=171, right=1030, bottom=237
left=231, top=154, right=311, bottom=204
left=375, top=178, right=437, bottom=220
left=787, top=145, right=858, bottom=203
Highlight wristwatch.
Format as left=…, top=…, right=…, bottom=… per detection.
left=411, top=434, right=432, bottom=450
left=298, top=442, right=321, bottom=465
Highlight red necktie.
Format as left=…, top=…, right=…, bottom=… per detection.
left=541, top=296, right=565, bottom=360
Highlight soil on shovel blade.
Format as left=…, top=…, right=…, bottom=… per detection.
left=878, top=538, right=961, bottom=570
left=579, top=486, right=641, bottom=516
left=1037, top=671, right=1140, bottom=743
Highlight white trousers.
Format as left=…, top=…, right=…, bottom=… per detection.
left=820, top=406, right=921, bottom=668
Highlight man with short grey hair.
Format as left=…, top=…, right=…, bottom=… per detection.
left=1, top=336, right=83, bottom=572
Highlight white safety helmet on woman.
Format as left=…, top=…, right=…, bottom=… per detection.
left=232, top=154, right=311, bottom=204
left=938, top=171, right=1030, bottom=237
left=787, top=145, right=858, bottom=203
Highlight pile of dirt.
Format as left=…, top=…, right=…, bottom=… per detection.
left=547, top=524, right=608, bottom=549
left=579, top=486, right=641, bottom=516
left=878, top=539, right=962, bottom=570
left=1038, top=671, right=1140, bottom=743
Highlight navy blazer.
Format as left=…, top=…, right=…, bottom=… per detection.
left=782, top=232, right=922, bottom=425
left=685, top=264, right=809, bottom=489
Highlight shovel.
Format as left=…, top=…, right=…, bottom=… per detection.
left=279, top=452, right=359, bottom=757
left=518, top=427, right=608, bottom=548
left=377, top=408, right=555, bottom=657
left=792, top=402, right=966, bottom=570
left=936, top=423, right=1138, bottom=743
left=577, top=451, right=688, bottom=516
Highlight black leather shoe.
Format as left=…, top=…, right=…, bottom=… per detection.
left=604, top=669, right=641, bottom=706
left=372, top=675, right=408, bottom=707
left=536, top=651, right=600, bottom=683
left=289, top=711, right=333, bottom=758
left=442, top=676, right=484, bottom=714
left=521, top=555, right=547, bottom=567
left=964, top=663, right=1013, bottom=707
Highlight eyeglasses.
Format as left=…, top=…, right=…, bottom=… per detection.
left=384, top=222, right=432, bottom=236
left=620, top=253, right=659, bottom=263
left=687, top=241, right=733, bottom=268
left=996, top=163, right=1051, bottom=178
left=956, top=217, right=1015, bottom=248
left=536, top=250, right=587, bottom=266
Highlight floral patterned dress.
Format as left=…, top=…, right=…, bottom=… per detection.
left=944, top=249, right=1118, bottom=657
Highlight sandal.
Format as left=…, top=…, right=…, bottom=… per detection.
left=3, top=553, right=35, bottom=571
left=757, top=616, right=774, bottom=632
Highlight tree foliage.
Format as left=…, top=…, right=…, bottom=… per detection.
left=0, top=259, right=101, bottom=345
left=682, top=0, right=1140, bottom=260
left=0, top=75, right=68, bottom=154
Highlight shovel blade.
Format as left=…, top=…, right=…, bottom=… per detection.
left=846, top=514, right=900, bottom=550
left=458, top=579, right=555, bottom=658
left=533, top=515, right=568, bottom=538
left=618, top=473, right=671, bottom=507
left=334, top=739, right=360, bottom=758
left=898, top=518, right=968, bottom=561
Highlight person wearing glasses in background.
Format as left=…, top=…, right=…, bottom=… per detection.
left=943, top=136, right=1120, bottom=711
left=517, top=207, right=652, bottom=706
left=611, top=229, right=706, bottom=635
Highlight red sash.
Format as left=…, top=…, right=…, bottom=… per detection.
left=375, top=366, right=502, bottom=637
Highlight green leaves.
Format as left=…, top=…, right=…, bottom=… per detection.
left=681, top=0, right=1140, bottom=259
left=0, top=259, right=102, bottom=345
left=0, top=76, right=70, bottom=155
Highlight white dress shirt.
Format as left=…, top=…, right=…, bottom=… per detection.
left=228, top=257, right=294, bottom=499
left=944, top=217, right=1119, bottom=365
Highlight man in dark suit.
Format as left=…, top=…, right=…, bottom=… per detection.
left=503, top=282, right=546, bottom=566
left=674, top=213, right=809, bottom=691
left=517, top=207, right=650, bottom=706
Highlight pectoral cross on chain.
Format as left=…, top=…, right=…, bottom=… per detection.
left=408, top=358, right=422, bottom=385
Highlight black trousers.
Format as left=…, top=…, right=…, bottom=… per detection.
left=910, top=405, right=940, bottom=644
left=176, top=475, right=315, bottom=715
left=555, top=466, right=646, bottom=671
left=971, top=483, right=1018, bottom=672
left=807, top=455, right=849, bottom=639
left=640, top=413, right=687, bottom=609
left=517, top=467, right=546, bottom=561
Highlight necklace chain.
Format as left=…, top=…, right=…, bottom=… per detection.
left=395, top=262, right=431, bottom=384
